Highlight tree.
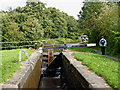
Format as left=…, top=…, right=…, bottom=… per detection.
left=78, top=2, right=104, bottom=38
left=77, top=1, right=119, bottom=55
left=2, top=0, right=81, bottom=42
left=22, top=16, right=44, bottom=41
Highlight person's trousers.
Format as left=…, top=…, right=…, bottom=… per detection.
left=101, top=47, right=105, bottom=55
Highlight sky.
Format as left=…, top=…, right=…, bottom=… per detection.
left=0, top=0, right=84, bottom=19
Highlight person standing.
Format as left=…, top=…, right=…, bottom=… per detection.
left=99, top=36, right=107, bottom=55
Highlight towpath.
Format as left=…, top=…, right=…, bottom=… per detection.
left=90, top=48, right=120, bottom=61
left=65, top=48, right=120, bottom=62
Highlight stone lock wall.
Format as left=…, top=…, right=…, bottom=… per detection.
left=22, top=53, right=41, bottom=88
left=61, top=54, right=88, bottom=89
left=61, top=52, right=112, bottom=89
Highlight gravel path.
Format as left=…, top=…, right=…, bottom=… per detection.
left=65, top=49, right=120, bottom=62
left=90, top=49, right=120, bottom=61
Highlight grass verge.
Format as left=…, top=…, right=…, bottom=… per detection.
left=69, top=47, right=95, bottom=52
left=72, top=52, right=119, bottom=89
left=90, top=46, right=120, bottom=59
left=1, top=49, right=35, bottom=83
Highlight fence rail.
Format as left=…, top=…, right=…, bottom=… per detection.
left=0, top=41, right=65, bottom=50
left=0, top=41, right=42, bottom=50
left=1, top=41, right=91, bottom=50
left=0, top=41, right=41, bottom=44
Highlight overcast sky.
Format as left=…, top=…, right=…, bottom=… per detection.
left=0, top=0, right=84, bottom=19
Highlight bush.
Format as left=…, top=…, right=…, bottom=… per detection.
left=113, top=37, right=120, bottom=54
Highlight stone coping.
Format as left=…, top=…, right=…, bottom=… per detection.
left=62, top=51, right=113, bottom=89
left=0, top=51, right=41, bottom=88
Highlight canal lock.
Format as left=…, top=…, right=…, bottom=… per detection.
left=38, top=53, right=68, bottom=89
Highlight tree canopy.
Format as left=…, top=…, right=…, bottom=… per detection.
left=1, top=0, right=119, bottom=56
left=78, top=1, right=119, bottom=55
left=1, top=1, right=80, bottom=42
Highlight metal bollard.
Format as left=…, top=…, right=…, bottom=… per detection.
left=64, top=43, right=67, bottom=50
left=35, top=43, right=37, bottom=49
left=38, top=47, right=43, bottom=63
left=39, top=47, right=43, bottom=54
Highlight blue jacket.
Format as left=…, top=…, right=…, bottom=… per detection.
left=99, top=38, right=107, bottom=47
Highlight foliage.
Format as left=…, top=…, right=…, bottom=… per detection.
left=1, top=49, right=35, bottom=83
left=72, top=52, right=119, bottom=89
left=78, top=2, right=104, bottom=36
left=78, top=2, right=119, bottom=55
left=41, top=38, right=81, bottom=44
left=1, top=1, right=80, bottom=43
left=90, top=46, right=120, bottom=59
left=1, top=0, right=119, bottom=56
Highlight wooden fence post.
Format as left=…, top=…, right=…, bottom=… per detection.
left=48, top=49, right=54, bottom=66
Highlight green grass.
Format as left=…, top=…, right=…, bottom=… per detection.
left=90, top=46, right=120, bottom=59
left=0, top=49, right=35, bottom=83
left=72, top=52, right=119, bottom=89
left=89, top=46, right=101, bottom=51
left=69, top=47, right=95, bottom=52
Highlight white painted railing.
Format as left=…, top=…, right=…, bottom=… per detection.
left=19, top=50, right=30, bottom=63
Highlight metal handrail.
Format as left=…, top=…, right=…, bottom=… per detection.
left=19, top=50, right=30, bottom=63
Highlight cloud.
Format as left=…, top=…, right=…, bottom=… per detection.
left=0, top=0, right=84, bottom=19
left=0, top=0, right=27, bottom=11
left=40, top=0, right=84, bottom=19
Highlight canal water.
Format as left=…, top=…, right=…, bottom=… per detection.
left=38, top=43, right=82, bottom=89
left=38, top=53, right=68, bottom=89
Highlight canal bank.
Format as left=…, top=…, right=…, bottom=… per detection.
left=61, top=51, right=113, bottom=89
